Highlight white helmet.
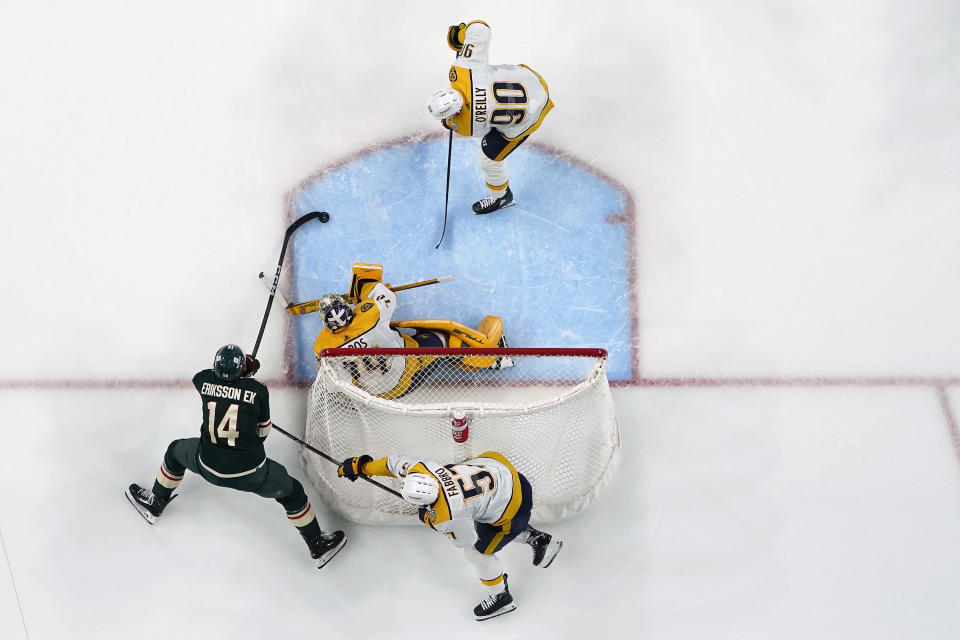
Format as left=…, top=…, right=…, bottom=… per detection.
left=401, top=473, right=439, bottom=506
left=426, top=88, right=464, bottom=120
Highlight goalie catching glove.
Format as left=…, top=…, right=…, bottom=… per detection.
left=338, top=455, right=373, bottom=482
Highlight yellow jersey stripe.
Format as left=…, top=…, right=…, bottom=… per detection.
left=481, top=574, right=504, bottom=587
left=362, top=457, right=392, bottom=477
left=447, top=66, right=474, bottom=137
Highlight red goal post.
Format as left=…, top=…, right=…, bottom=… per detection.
left=303, top=346, right=621, bottom=525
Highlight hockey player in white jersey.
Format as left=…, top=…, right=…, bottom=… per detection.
left=337, top=451, right=563, bottom=620
left=426, top=20, right=554, bottom=215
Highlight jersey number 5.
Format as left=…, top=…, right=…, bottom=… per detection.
left=207, top=402, right=240, bottom=447
left=454, top=469, right=496, bottom=500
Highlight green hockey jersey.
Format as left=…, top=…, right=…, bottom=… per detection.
left=192, top=369, right=271, bottom=476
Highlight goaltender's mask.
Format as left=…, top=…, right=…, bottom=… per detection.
left=318, top=294, right=354, bottom=332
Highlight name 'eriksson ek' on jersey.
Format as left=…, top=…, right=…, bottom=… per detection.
left=199, top=381, right=258, bottom=404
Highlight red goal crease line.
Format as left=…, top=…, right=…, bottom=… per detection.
left=3, top=374, right=958, bottom=469
left=2, top=375, right=959, bottom=391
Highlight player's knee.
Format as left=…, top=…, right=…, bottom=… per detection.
left=274, top=474, right=304, bottom=509
left=476, top=151, right=509, bottom=187
left=476, top=149, right=503, bottom=171
left=163, top=439, right=192, bottom=475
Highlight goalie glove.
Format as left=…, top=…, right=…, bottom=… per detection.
left=338, top=455, right=373, bottom=482
left=447, top=22, right=466, bottom=51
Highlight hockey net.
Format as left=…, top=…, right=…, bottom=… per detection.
left=302, top=347, right=620, bottom=525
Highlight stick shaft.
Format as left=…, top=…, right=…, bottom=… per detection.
left=435, top=129, right=454, bottom=249
left=251, top=212, right=326, bottom=356
left=284, top=275, right=453, bottom=315
left=270, top=424, right=402, bottom=498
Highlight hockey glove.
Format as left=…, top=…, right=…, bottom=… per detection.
left=338, top=455, right=373, bottom=482
left=243, top=355, right=260, bottom=377
left=447, top=22, right=466, bottom=51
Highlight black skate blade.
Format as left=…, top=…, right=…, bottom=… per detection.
left=474, top=201, right=517, bottom=216
left=475, top=602, right=517, bottom=621
left=316, top=537, right=347, bottom=569
left=125, top=490, right=157, bottom=525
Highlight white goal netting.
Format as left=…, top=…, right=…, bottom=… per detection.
left=302, top=347, right=620, bottom=524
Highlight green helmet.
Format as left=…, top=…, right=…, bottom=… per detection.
left=213, top=344, right=245, bottom=381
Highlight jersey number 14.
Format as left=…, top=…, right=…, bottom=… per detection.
left=207, top=402, right=240, bottom=447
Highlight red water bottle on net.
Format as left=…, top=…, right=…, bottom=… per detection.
left=451, top=409, right=469, bottom=443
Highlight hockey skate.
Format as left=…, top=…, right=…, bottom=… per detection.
left=303, top=530, right=347, bottom=569
left=526, top=526, right=563, bottom=568
left=472, top=187, right=515, bottom=215
left=492, top=336, right=514, bottom=371
left=474, top=574, right=516, bottom=621
left=125, top=483, right=175, bottom=525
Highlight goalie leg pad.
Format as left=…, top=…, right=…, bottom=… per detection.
left=460, top=315, right=505, bottom=370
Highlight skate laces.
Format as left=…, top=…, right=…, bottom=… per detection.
left=478, top=194, right=497, bottom=208
left=478, top=593, right=499, bottom=610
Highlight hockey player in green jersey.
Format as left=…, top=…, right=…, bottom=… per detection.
left=126, top=344, right=346, bottom=569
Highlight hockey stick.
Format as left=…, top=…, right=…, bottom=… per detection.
left=270, top=424, right=403, bottom=498
left=251, top=211, right=329, bottom=358
left=258, top=271, right=290, bottom=307
left=434, top=128, right=454, bottom=249
left=282, top=275, right=454, bottom=316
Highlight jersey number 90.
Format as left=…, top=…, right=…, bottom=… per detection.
left=490, top=82, right=527, bottom=126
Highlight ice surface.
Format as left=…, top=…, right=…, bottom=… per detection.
left=2, top=1, right=960, bottom=638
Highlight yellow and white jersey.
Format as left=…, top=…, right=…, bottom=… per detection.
left=445, top=21, right=553, bottom=141
left=381, top=452, right=523, bottom=549
left=313, top=283, right=406, bottom=396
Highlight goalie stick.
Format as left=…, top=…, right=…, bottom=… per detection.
left=270, top=424, right=403, bottom=499
left=251, top=211, right=329, bottom=358
left=281, top=275, right=454, bottom=315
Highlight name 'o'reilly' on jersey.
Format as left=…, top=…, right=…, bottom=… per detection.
left=192, top=369, right=271, bottom=477
left=379, top=452, right=524, bottom=549
left=445, top=21, right=553, bottom=141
